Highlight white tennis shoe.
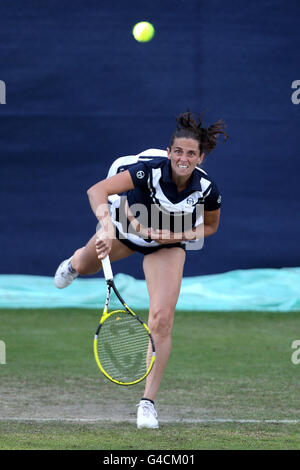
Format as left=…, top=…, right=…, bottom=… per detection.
left=54, top=256, right=78, bottom=289
left=136, top=400, right=159, bottom=429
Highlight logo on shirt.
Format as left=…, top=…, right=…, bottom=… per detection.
left=136, top=170, right=145, bottom=179
left=186, top=197, right=195, bottom=206
left=217, top=195, right=222, bottom=204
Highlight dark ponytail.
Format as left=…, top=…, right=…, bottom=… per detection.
left=170, top=110, right=228, bottom=154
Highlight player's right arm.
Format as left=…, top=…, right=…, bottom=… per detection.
left=87, top=170, right=134, bottom=258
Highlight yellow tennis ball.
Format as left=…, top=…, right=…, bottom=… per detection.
left=132, top=21, right=155, bottom=43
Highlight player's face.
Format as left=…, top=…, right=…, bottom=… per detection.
left=167, top=137, right=204, bottom=179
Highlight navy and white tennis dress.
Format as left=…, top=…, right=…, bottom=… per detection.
left=107, top=149, right=221, bottom=254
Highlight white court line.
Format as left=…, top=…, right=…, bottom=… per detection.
left=0, top=417, right=299, bottom=424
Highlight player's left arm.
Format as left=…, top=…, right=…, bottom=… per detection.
left=173, top=208, right=220, bottom=242
left=200, top=180, right=221, bottom=238
left=203, top=208, right=220, bottom=237
left=154, top=208, right=220, bottom=244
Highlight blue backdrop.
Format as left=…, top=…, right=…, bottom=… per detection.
left=0, top=0, right=299, bottom=279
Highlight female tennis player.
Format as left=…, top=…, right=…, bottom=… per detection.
left=54, top=111, right=227, bottom=429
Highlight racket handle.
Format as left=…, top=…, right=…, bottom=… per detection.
left=101, top=255, right=113, bottom=281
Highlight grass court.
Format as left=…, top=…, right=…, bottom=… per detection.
left=0, top=308, right=300, bottom=450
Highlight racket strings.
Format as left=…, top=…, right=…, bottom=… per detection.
left=97, top=312, right=152, bottom=384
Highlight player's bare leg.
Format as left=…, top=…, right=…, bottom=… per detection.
left=137, top=247, right=185, bottom=428
left=72, top=234, right=134, bottom=275
left=54, top=234, right=134, bottom=288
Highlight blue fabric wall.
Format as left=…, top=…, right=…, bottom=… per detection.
left=0, top=0, right=299, bottom=279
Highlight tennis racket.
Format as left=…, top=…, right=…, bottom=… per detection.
left=93, top=255, right=155, bottom=386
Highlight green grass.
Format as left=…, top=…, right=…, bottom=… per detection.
left=1, top=308, right=300, bottom=450
left=0, top=421, right=299, bottom=450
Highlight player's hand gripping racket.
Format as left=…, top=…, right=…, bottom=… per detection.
left=93, top=255, right=155, bottom=386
